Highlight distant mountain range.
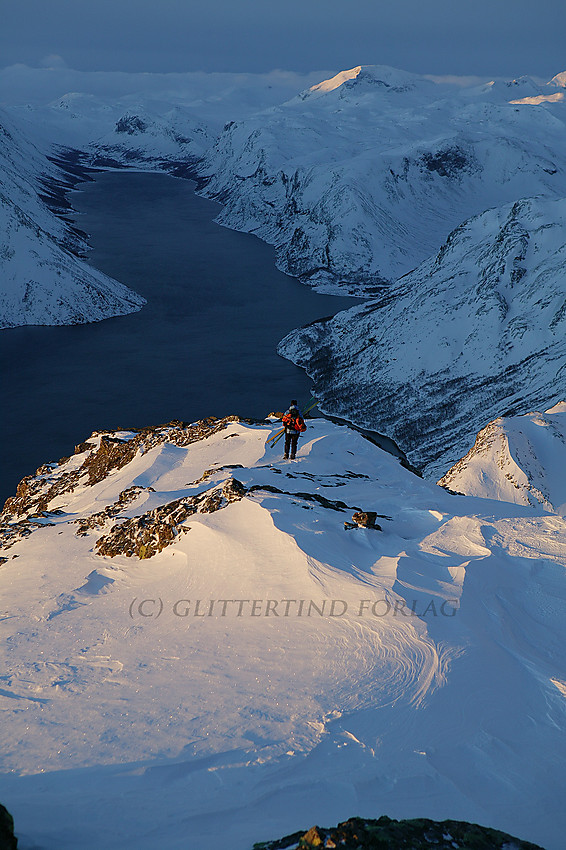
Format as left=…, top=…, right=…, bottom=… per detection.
left=200, top=65, right=566, bottom=293
left=1, top=63, right=565, bottom=473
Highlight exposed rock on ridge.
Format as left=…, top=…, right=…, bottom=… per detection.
left=253, top=815, right=544, bottom=850
left=0, top=416, right=240, bottom=550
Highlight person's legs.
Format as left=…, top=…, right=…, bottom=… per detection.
left=290, top=434, right=298, bottom=458
left=284, top=432, right=291, bottom=458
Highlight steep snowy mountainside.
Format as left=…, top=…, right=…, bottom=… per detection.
left=199, top=65, right=566, bottom=293
left=278, top=196, right=566, bottom=476
left=0, top=106, right=145, bottom=328
left=0, top=415, right=565, bottom=850
left=438, top=403, right=566, bottom=512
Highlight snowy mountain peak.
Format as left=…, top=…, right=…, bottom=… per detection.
left=301, top=64, right=431, bottom=102
left=306, top=65, right=362, bottom=97
left=438, top=405, right=566, bottom=512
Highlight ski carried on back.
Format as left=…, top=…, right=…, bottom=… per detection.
left=266, top=398, right=318, bottom=448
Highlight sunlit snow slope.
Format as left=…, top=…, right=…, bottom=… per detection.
left=0, top=415, right=565, bottom=850
left=439, top=402, right=566, bottom=512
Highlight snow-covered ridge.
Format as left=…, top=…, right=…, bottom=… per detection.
left=0, top=107, right=145, bottom=328
left=199, top=64, right=566, bottom=294
left=278, top=195, right=566, bottom=476
left=0, top=414, right=565, bottom=850
left=438, top=403, right=566, bottom=512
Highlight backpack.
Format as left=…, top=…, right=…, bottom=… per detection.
left=283, top=412, right=306, bottom=433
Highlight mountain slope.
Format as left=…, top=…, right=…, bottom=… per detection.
left=438, top=402, right=566, bottom=511
left=0, top=415, right=565, bottom=850
left=0, top=107, right=145, bottom=328
left=199, top=65, right=566, bottom=293
left=278, top=196, right=566, bottom=476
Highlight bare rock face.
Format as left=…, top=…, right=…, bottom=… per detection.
left=0, top=416, right=241, bottom=552
left=95, top=495, right=196, bottom=559
left=95, top=478, right=248, bottom=559
left=351, top=510, right=380, bottom=528
left=80, top=416, right=238, bottom=487
left=2, top=465, right=82, bottom=521
left=75, top=486, right=150, bottom=536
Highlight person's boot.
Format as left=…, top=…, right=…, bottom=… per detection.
left=284, top=453, right=289, bottom=459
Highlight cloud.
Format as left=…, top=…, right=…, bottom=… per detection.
left=39, top=54, right=67, bottom=69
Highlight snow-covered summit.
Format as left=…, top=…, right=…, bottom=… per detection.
left=438, top=404, right=566, bottom=513
left=0, top=414, right=565, bottom=850
left=300, top=65, right=430, bottom=100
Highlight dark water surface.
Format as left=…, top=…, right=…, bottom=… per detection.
left=1, top=171, right=361, bottom=502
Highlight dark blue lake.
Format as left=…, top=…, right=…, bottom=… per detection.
left=0, top=171, right=361, bottom=502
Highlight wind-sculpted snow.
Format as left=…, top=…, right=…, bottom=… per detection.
left=0, top=416, right=565, bottom=850
left=0, top=107, right=145, bottom=327
left=200, top=65, right=566, bottom=293
left=279, top=196, right=566, bottom=476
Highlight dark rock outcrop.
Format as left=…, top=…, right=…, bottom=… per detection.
left=253, top=815, right=544, bottom=850
left=95, top=478, right=247, bottom=559
left=0, top=416, right=241, bottom=551
left=0, top=803, right=17, bottom=850
left=344, top=511, right=382, bottom=530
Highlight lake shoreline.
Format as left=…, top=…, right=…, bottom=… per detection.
left=1, top=170, right=369, bottom=502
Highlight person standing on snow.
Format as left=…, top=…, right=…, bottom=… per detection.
left=282, top=400, right=306, bottom=459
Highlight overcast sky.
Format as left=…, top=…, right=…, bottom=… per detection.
left=1, top=0, right=564, bottom=79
